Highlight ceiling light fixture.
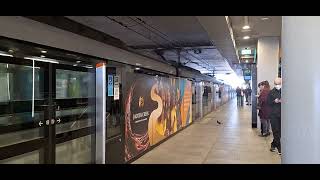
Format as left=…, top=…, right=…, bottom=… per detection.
left=243, top=36, right=250, bottom=40
left=8, top=49, right=14, bottom=53
left=261, top=17, right=269, bottom=21
left=24, top=56, right=59, bottom=64
left=40, top=55, right=45, bottom=58
left=135, top=67, right=141, bottom=70
left=242, top=16, right=250, bottom=30
left=76, top=61, right=81, bottom=63
left=41, top=50, right=47, bottom=53
left=0, top=52, right=13, bottom=57
left=242, top=25, right=250, bottom=30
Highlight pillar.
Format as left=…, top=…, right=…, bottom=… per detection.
left=282, top=16, right=320, bottom=163
left=257, top=37, right=280, bottom=130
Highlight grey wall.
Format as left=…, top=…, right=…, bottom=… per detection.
left=0, top=16, right=176, bottom=75
left=282, top=16, right=320, bottom=163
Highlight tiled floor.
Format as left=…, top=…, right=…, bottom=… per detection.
left=133, top=98, right=281, bottom=164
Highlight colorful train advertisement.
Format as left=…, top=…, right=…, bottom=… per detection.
left=124, top=73, right=192, bottom=161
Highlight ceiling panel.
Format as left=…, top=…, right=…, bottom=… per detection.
left=230, top=16, right=281, bottom=48
left=65, top=16, right=236, bottom=75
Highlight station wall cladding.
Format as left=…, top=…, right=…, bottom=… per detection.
left=124, top=73, right=192, bottom=162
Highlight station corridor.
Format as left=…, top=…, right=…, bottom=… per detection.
left=133, top=99, right=281, bottom=164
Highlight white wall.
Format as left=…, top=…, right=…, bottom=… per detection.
left=257, top=37, right=280, bottom=87
left=256, top=37, right=280, bottom=130
left=282, top=16, right=320, bottom=163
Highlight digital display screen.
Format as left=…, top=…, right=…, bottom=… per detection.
left=241, top=49, right=252, bottom=55
left=244, top=75, right=251, bottom=80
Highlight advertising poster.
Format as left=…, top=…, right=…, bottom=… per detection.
left=124, top=73, right=192, bottom=161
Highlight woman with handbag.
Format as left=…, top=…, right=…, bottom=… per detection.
left=258, top=81, right=272, bottom=137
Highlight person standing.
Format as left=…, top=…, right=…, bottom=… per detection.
left=258, top=81, right=271, bottom=137
left=236, top=87, right=242, bottom=106
left=267, top=77, right=282, bottom=155
left=246, top=85, right=252, bottom=105
left=257, top=82, right=263, bottom=135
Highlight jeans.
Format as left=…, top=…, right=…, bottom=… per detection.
left=270, top=116, right=281, bottom=152
left=247, top=95, right=251, bottom=105
left=261, top=119, right=270, bottom=134
left=237, top=96, right=243, bottom=106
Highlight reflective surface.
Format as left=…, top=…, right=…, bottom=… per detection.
left=0, top=61, right=46, bottom=162
left=0, top=62, right=45, bottom=126
left=0, top=128, right=42, bottom=148
left=0, top=150, right=40, bottom=164
left=56, top=69, right=92, bottom=99
left=106, top=67, right=122, bottom=138
left=56, top=135, right=92, bottom=164
left=55, top=68, right=95, bottom=164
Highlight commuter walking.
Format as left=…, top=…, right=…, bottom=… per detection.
left=236, top=87, right=243, bottom=106
left=258, top=81, right=271, bottom=137
left=246, top=86, right=252, bottom=105
left=267, top=77, right=282, bottom=155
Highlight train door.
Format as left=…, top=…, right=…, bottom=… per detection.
left=105, top=66, right=124, bottom=164
left=0, top=55, right=96, bottom=164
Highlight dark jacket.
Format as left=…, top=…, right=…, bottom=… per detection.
left=258, top=88, right=271, bottom=119
left=267, top=88, right=281, bottom=119
left=236, top=88, right=242, bottom=96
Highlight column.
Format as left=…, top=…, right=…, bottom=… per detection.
left=257, top=37, right=280, bottom=130
left=282, top=16, right=320, bottom=163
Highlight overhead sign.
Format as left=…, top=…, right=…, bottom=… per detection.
left=241, top=49, right=252, bottom=55
left=243, top=69, right=251, bottom=80
left=108, top=75, right=113, bottom=96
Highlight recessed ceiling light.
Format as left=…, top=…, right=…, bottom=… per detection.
left=73, top=64, right=77, bottom=66
left=41, top=50, right=47, bottom=53
left=76, top=61, right=81, bottom=63
left=243, top=36, right=250, bottom=40
left=135, top=63, right=141, bottom=66
left=135, top=67, right=140, bottom=70
left=261, top=17, right=269, bottom=21
left=40, top=55, right=45, bottom=58
left=242, top=25, right=250, bottom=30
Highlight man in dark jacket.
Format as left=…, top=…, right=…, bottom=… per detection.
left=267, top=77, right=282, bottom=155
left=236, top=87, right=243, bottom=106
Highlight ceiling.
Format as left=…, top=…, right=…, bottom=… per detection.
left=65, top=16, right=237, bottom=75
left=229, top=16, right=282, bottom=49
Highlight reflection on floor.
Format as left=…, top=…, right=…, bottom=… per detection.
left=133, top=98, right=281, bottom=164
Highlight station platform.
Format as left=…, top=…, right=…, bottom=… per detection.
left=133, top=99, right=281, bottom=164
